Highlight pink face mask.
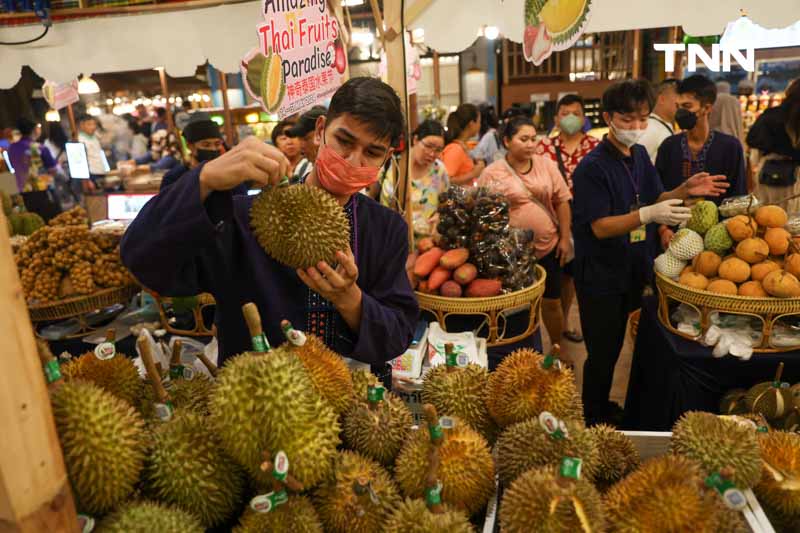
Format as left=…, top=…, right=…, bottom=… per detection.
left=314, top=142, right=383, bottom=196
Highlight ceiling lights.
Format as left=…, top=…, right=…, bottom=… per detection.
left=78, top=74, right=100, bottom=95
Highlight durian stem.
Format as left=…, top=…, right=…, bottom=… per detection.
left=774, top=362, right=784, bottom=384
left=243, top=302, right=264, bottom=338
left=260, top=449, right=305, bottom=492
left=195, top=350, right=218, bottom=377
left=552, top=343, right=561, bottom=360
left=170, top=339, right=183, bottom=368
left=422, top=403, right=445, bottom=515
left=571, top=497, right=593, bottom=533
left=105, top=328, right=116, bottom=344
left=137, top=333, right=169, bottom=403
left=352, top=476, right=378, bottom=509
left=36, top=338, right=63, bottom=390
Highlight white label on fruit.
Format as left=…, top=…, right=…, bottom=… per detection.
left=456, top=353, right=469, bottom=367
left=77, top=515, right=95, bottom=533
left=274, top=451, right=289, bottom=476
left=93, top=342, right=115, bottom=360
left=722, top=488, right=747, bottom=510
left=439, top=416, right=456, bottom=429
left=155, top=403, right=173, bottom=422
left=538, top=412, right=558, bottom=434
left=250, top=493, right=273, bottom=513
left=182, top=367, right=195, bottom=380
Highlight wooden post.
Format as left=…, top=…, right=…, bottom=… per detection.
left=632, top=29, right=642, bottom=79
left=65, top=105, right=77, bottom=141
left=157, top=68, right=175, bottom=132
left=368, top=0, right=385, bottom=42
left=0, top=213, right=79, bottom=532
left=433, top=51, right=441, bottom=101
left=217, top=70, right=236, bottom=146
left=409, top=93, right=418, bottom=132
left=383, top=0, right=413, bottom=248
left=669, top=26, right=682, bottom=79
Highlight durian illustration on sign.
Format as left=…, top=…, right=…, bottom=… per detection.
left=523, top=0, right=592, bottom=65
left=244, top=47, right=287, bottom=113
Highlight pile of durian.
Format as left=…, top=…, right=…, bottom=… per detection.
left=41, top=309, right=800, bottom=531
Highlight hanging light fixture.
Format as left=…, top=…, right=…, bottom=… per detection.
left=78, top=74, right=100, bottom=95
left=45, top=109, right=60, bottom=122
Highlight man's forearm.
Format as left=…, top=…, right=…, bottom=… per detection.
left=590, top=211, right=642, bottom=239
left=658, top=181, right=688, bottom=202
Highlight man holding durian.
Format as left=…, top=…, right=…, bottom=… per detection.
left=121, top=77, right=419, bottom=372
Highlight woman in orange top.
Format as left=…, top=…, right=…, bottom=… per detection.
left=479, top=115, right=573, bottom=348
left=442, top=103, right=486, bottom=185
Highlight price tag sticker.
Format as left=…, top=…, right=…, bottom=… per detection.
left=94, top=342, right=116, bottom=360
left=273, top=451, right=289, bottom=481
left=77, top=514, right=95, bottom=533
left=155, top=402, right=173, bottom=422
left=439, top=416, right=456, bottom=430
left=44, top=359, right=62, bottom=383
left=425, top=481, right=442, bottom=506
left=559, top=457, right=583, bottom=480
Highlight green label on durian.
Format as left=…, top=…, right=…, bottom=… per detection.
left=44, top=359, right=61, bottom=383
left=425, top=482, right=442, bottom=506
left=446, top=352, right=458, bottom=367
left=169, top=365, right=184, bottom=380
left=429, top=424, right=444, bottom=441
left=77, top=514, right=95, bottom=533
left=757, top=426, right=769, bottom=433
left=273, top=451, right=289, bottom=481
left=541, top=353, right=561, bottom=370
left=273, top=489, right=289, bottom=507
left=367, top=385, right=385, bottom=403
left=706, top=473, right=747, bottom=510
left=559, top=457, right=582, bottom=480
left=251, top=333, right=271, bottom=353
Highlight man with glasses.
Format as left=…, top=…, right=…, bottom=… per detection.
left=121, top=78, right=419, bottom=375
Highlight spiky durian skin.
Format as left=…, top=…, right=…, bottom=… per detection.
left=250, top=184, right=350, bottom=269
left=496, top=417, right=599, bottom=486
left=208, top=349, right=340, bottom=489
left=746, top=382, right=794, bottom=420
left=143, top=412, right=247, bottom=528
left=394, top=417, right=494, bottom=516
left=99, top=501, right=204, bottom=533
left=384, top=498, right=474, bottom=533
left=289, top=335, right=354, bottom=415
left=138, top=374, right=215, bottom=421
left=51, top=381, right=146, bottom=515
left=486, top=348, right=583, bottom=428
left=671, top=411, right=762, bottom=488
left=350, top=368, right=381, bottom=400
left=588, top=424, right=640, bottom=490
left=61, top=352, right=142, bottom=406
left=422, top=364, right=497, bottom=442
left=756, top=431, right=800, bottom=526
left=233, top=496, right=323, bottom=533
left=343, top=392, right=412, bottom=466
left=604, top=454, right=749, bottom=533
left=314, top=451, right=401, bottom=533
left=500, top=466, right=605, bottom=533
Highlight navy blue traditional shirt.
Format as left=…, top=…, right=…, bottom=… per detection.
left=121, top=165, right=419, bottom=365
left=655, top=131, right=746, bottom=205
left=159, top=164, right=249, bottom=196
left=572, top=138, right=664, bottom=296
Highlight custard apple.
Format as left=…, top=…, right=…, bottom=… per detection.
left=669, top=229, right=704, bottom=261
left=704, top=223, right=733, bottom=255
left=654, top=251, right=686, bottom=279
left=686, top=201, right=718, bottom=235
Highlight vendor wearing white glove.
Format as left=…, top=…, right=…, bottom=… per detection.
left=570, top=80, right=728, bottom=427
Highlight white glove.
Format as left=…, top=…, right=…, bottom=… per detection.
left=638, top=199, right=691, bottom=226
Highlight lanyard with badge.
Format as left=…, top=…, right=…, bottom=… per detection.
left=620, top=159, right=647, bottom=243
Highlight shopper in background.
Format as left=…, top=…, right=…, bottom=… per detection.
left=287, top=105, right=327, bottom=182
left=41, top=122, right=67, bottom=167
left=174, top=101, right=193, bottom=131
left=656, top=74, right=746, bottom=216
left=8, top=117, right=58, bottom=192
left=442, top=103, right=485, bottom=184
left=639, top=78, right=678, bottom=163
left=153, top=107, right=169, bottom=133
left=75, top=114, right=108, bottom=190
left=710, top=81, right=744, bottom=143
left=160, top=118, right=228, bottom=191
left=380, top=119, right=449, bottom=236
left=471, top=103, right=502, bottom=165
left=572, top=80, right=728, bottom=426
left=479, top=115, right=572, bottom=347
left=535, top=94, right=599, bottom=345
left=747, top=78, right=800, bottom=212
left=39, top=123, right=77, bottom=210
left=123, top=115, right=149, bottom=161
left=271, top=119, right=302, bottom=179
left=135, top=104, right=153, bottom=140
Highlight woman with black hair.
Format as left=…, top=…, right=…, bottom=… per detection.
left=479, top=115, right=573, bottom=349
left=442, top=103, right=485, bottom=184
left=471, top=103, right=502, bottom=164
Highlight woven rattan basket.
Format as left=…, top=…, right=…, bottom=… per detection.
left=655, top=272, right=800, bottom=352
left=415, top=264, right=546, bottom=347
left=28, top=284, right=140, bottom=322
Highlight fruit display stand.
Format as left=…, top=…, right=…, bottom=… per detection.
left=415, top=264, right=546, bottom=347
left=146, top=290, right=217, bottom=337
left=655, top=272, right=800, bottom=352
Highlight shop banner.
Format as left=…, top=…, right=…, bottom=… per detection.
left=42, top=80, right=79, bottom=111
left=241, top=0, right=347, bottom=118
left=523, top=0, right=592, bottom=66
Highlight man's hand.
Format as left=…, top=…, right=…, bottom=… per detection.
left=297, top=248, right=363, bottom=331
left=556, top=236, right=573, bottom=267
left=686, top=172, right=729, bottom=197
left=199, top=136, right=289, bottom=201
left=639, top=199, right=691, bottom=226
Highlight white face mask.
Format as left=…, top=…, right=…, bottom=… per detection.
left=610, top=122, right=644, bottom=148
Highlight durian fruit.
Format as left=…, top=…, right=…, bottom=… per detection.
left=496, top=416, right=599, bottom=486
left=209, top=349, right=340, bottom=488
left=250, top=183, right=350, bottom=269
left=314, top=451, right=401, bottom=532
left=745, top=362, right=793, bottom=421
left=51, top=381, right=146, bottom=515
left=139, top=373, right=216, bottom=420
left=671, top=411, right=762, bottom=488
left=60, top=351, right=141, bottom=407
left=487, top=347, right=583, bottom=428
left=351, top=367, right=380, bottom=399
left=394, top=416, right=494, bottom=515
left=499, top=466, right=606, bottom=533
left=587, top=424, right=641, bottom=490
left=720, top=388, right=748, bottom=415
left=422, top=363, right=497, bottom=442
left=98, top=501, right=204, bottom=533
left=143, top=411, right=247, bottom=528
left=342, top=385, right=412, bottom=466
left=604, top=454, right=749, bottom=532
left=384, top=498, right=474, bottom=533
left=233, top=496, right=323, bottom=533
left=755, top=431, right=800, bottom=529
left=285, top=328, right=354, bottom=415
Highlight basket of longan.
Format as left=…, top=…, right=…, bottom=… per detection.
left=654, top=198, right=800, bottom=352
left=16, top=207, right=139, bottom=322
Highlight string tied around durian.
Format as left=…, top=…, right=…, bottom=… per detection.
left=138, top=332, right=174, bottom=422
left=281, top=319, right=307, bottom=346
left=243, top=302, right=271, bottom=353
